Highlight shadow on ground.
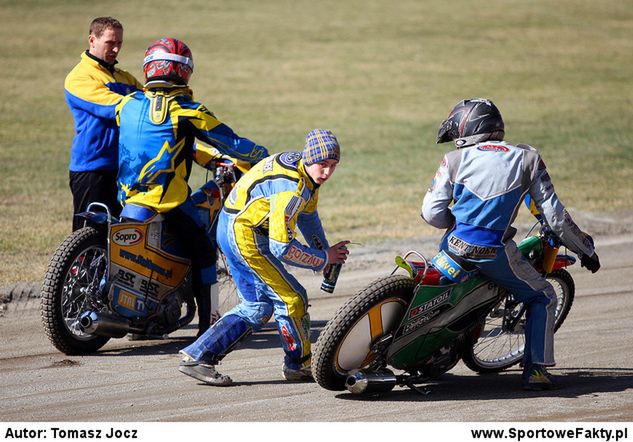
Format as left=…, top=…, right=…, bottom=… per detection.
left=333, top=367, right=633, bottom=402
left=70, top=320, right=329, bottom=358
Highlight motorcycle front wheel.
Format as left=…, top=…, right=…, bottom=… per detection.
left=41, top=227, right=111, bottom=355
left=313, top=275, right=415, bottom=391
left=462, top=269, right=575, bottom=373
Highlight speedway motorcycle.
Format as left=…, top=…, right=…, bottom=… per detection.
left=313, top=221, right=576, bottom=395
left=41, top=160, right=240, bottom=355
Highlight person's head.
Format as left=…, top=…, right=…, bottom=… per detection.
left=143, top=38, right=194, bottom=88
left=88, top=17, right=123, bottom=65
left=436, top=98, right=505, bottom=148
left=302, top=129, right=340, bottom=185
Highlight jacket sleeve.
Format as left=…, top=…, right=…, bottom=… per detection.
left=297, top=188, right=329, bottom=250
left=421, top=154, right=456, bottom=229
left=64, top=71, right=138, bottom=120
left=298, top=211, right=329, bottom=251
left=188, top=105, right=269, bottom=165
left=267, top=190, right=328, bottom=271
left=528, top=157, right=595, bottom=257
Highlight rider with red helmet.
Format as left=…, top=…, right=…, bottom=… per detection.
left=116, top=38, right=269, bottom=336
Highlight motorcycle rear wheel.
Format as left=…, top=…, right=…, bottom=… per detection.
left=215, top=250, right=239, bottom=314
left=41, top=227, right=111, bottom=355
left=462, top=269, right=575, bottom=373
left=313, top=275, right=415, bottom=391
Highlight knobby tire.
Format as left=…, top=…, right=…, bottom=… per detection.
left=313, top=275, right=415, bottom=391
left=41, top=227, right=110, bottom=355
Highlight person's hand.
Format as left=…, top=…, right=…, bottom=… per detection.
left=581, top=252, right=600, bottom=273
left=326, top=241, right=350, bottom=265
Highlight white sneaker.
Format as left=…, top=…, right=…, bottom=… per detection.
left=282, top=365, right=313, bottom=382
left=179, top=359, right=233, bottom=386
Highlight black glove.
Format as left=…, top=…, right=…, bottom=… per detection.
left=581, top=253, right=601, bottom=273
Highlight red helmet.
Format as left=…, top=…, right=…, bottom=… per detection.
left=143, top=38, right=194, bottom=86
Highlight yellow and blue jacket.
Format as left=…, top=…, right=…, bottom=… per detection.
left=224, top=152, right=329, bottom=271
left=65, top=51, right=142, bottom=172
left=116, top=87, right=269, bottom=212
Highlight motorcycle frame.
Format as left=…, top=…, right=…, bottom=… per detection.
left=383, top=232, right=575, bottom=372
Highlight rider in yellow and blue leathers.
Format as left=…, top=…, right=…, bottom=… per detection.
left=179, top=129, right=350, bottom=386
left=116, top=38, right=268, bottom=336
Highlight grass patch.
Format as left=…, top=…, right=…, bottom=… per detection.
left=1, top=0, right=632, bottom=283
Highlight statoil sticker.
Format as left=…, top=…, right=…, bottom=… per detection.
left=112, top=228, right=144, bottom=246
left=408, top=291, right=450, bottom=319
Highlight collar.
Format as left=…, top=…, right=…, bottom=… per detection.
left=144, top=86, right=193, bottom=99
left=298, top=159, right=319, bottom=190
left=83, top=50, right=117, bottom=74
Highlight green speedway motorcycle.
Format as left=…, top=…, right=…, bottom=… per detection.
left=313, top=222, right=576, bottom=395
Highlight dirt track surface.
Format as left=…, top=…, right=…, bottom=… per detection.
left=1, top=231, right=632, bottom=422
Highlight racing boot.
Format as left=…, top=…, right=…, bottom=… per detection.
left=522, top=364, right=560, bottom=391
left=178, top=352, right=233, bottom=386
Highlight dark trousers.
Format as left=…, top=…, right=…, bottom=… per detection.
left=69, top=170, right=121, bottom=231
left=164, top=200, right=218, bottom=334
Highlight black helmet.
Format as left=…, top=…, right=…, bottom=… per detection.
left=436, top=98, right=505, bottom=148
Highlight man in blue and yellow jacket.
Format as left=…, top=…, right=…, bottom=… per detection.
left=116, top=38, right=269, bottom=336
left=64, top=17, right=142, bottom=231
left=178, top=129, right=350, bottom=386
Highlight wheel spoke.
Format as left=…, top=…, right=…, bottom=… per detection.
left=468, top=271, right=571, bottom=370
left=60, top=245, right=107, bottom=340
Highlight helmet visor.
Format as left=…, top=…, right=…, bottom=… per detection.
left=436, top=118, right=458, bottom=144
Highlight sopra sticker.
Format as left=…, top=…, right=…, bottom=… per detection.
left=112, top=228, right=143, bottom=246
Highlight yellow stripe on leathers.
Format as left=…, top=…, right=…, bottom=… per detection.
left=232, top=219, right=311, bottom=359
left=232, top=217, right=308, bottom=319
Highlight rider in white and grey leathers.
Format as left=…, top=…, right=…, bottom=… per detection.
left=421, top=98, right=601, bottom=390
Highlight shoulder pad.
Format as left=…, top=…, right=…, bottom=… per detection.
left=277, top=152, right=302, bottom=170
left=516, top=143, right=538, bottom=152
left=197, top=103, right=215, bottom=117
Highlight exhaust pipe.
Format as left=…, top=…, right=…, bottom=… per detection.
left=345, top=369, right=397, bottom=394
left=79, top=311, right=130, bottom=338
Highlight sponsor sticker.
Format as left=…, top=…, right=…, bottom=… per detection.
left=263, top=156, right=275, bottom=172
left=112, top=228, right=143, bottom=246
left=448, top=235, right=497, bottom=259
left=408, top=291, right=450, bottom=320
left=477, top=144, right=509, bottom=152
left=283, top=245, right=324, bottom=268
left=403, top=308, right=441, bottom=335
